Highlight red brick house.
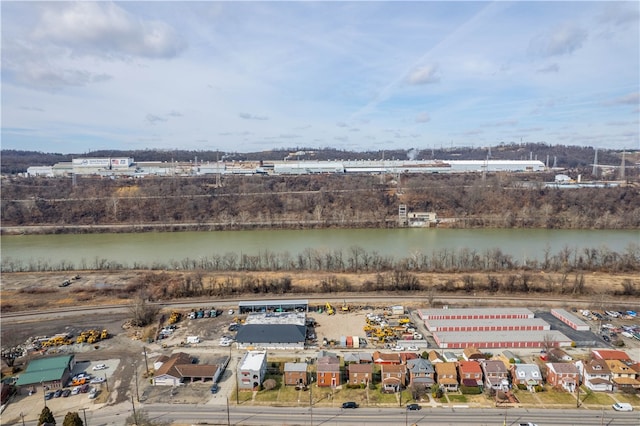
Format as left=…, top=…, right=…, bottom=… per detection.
left=458, top=361, right=483, bottom=388
left=284, top=362, right=308, bottom=387
left=373, top=351, right=401, bottom=365
left=546, top=362, right=578, bottom=392
left=316, top=356, right=340, bottom=387
left=381, top=363, right=407, bottom=392
left=348, top=363, right=373, bottom=386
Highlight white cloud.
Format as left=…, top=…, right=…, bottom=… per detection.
left=406, top=64, right=440, bottom=85
left=239, top=113, right=269, bottom=120
left=415, top=112, right=430, bottom=123
left=529, top=24, right=588, bottom=57
left=32, top=2, right=186, bottom=59
left=604, top=92, right=639, bottom=106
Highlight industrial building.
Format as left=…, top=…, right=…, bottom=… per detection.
left=551, top=309, right=590, bottom=331
left=238, top=300, right=309, bottom=314
left=417, top=307, right=535, bottom=321
left=235, top=311, right=308, bottom=350
left=424, top=317, right=550, bottom=332
left=15, top=354, right=75, bottom=394
left=432, top=329, right=572, bottom=349
left=25, top=157, right=547, bottom=178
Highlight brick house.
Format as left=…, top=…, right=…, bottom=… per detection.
left=316, top=356, right=341, bottom=388
left=372, top=351, right=401, bottom=365
left=284, top=362, right=308, bottom=387
left=481, top=359, right=509, bottom=390
left=381, top=364, right=407, bottom=392
left=347, top=363, right=373, bottom=386
left=406, top=358, right=435, bottom=388
left=510, top=364, right=542, bottom=391
left=546, top=362, right=579, bottom=392
left=458, top=361, right=483, bottom=389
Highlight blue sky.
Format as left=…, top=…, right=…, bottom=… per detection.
left=2, top=1, right=639, bottom=154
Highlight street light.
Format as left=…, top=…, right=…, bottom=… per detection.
left=309, top=376, right=314, bottom=426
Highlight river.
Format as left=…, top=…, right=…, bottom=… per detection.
left=1, top=228, right=638, bottom=270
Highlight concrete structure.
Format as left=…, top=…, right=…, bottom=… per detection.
left=284, top=362, right=308, bottom=387
left=432, top=329, right=572, bottom=349
left=425, top=317, right=550, bottom=332
left=417, top=307, right=535, bottom=321
left=551, top=309, right=590, bottom=331
left=238, top=351, right=267, bottom=390
left=15, top=354, right=75, bottom=394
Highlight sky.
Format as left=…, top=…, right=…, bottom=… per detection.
left=1, top=1, right=639, bottom=154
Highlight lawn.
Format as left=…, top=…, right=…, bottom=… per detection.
left=512, top=390, right=537, bottom=404
left=447, top=394, right=468, bottom=403
left=579, top=388, right=615, bottom=406
left=535, top=389, right=577, bottom=405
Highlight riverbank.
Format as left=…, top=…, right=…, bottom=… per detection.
left=2, top=269, right=639, bottom=314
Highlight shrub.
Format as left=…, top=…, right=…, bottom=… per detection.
left=460, top=385, right=482, bottom=395
left=534, top=385, right=544, bottom=392
left=517, top=384, right=528, bottom=390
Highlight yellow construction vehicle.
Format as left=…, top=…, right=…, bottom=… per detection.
left=341, top=301, right=349, bottom=312
left=100, top=329, right=109, bottom=339
left=325, top=302, right=335, bottom=315
left=398, top=317, right=411, bottom=325
left=169, top=311, right=181, bottom=324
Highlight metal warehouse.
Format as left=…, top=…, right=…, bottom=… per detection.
left=425, top=317, right=550, bottom=332
left=238, top=299, right=309, bottom=314
left=551, top=309, right=590, bottom=331
left=417, top=307, right=534, bottom=321
left=432, top=330, right=572, bottom=349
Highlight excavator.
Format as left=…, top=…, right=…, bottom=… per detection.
left=325, top=302, right=335, bottom=315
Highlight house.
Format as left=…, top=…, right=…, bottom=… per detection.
left=153, top=352, right=223, bottom=386
left=498, top=350, right=521, bottom=365
left=343, top=352, right=372, bottom=364
left=604, top=359, right=640, bottom=392
left=400, top=352, right=420, bottom=364
left=435, top=362, right=459, bottom=392
left=372, top=351, right=401, bottom=365
left=381, top=364, right=407, bottom=392
left=406, top=358, right=435, bottom=388
left=15, top=354, right=75, bottom=394
left=463, top=347, right=484, bottom=361
left=458, top=361, right=483, bottom=389
left=317, top=355, right=341, bottom=387
left=284, top=362, right=308, bottom=387
left=546, top=362, right=579, bottom=392
left=481, top=359, right=510, bottom=390
left=428, top=351, right=444, bottom=363
left=443, top=352, right=458, bottom=362
left=511, top=364, right=542, bottom=391
left=238, top=351, right=267, bottom=390
left=348, top=363, right=373, bottom=386
left=575, top=359, right=612, bottom=392
left=548, top=348, right=573, bottom=362
left=591, top=349, right=632, bottom=363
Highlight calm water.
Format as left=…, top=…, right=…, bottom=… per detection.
left=1, top=228, right=638, bottom=269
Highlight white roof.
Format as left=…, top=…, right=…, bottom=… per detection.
left=239, top=351, right=266, bottom=371
left=419, top=307, right=534, bottom=318
left=427, top=317, right=549, bottom=329
left=434, top=330, right=571, bottom=345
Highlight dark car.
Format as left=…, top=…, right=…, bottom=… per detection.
left=406, top=403, right=421, bottom=410
left=44, top=391, right=55, bottom=400
left=210, top=384, right=219, bottom=394
left=62, top=389, right=72, bottom=397
left=53, top=389, right=63, bottom=398
left=79, top=384, right=90, bottom=393
left=342, top=401, right=358, bottom=409
left=602, top=335, right=611, bottom=342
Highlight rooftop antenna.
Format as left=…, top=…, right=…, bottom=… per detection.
left=592, top=148, right=599, bottom=178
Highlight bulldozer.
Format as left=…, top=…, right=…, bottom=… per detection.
left=341, top=300, right=349, bottom=312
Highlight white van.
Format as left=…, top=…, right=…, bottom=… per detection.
left=612, top=402, right=633, bottom=411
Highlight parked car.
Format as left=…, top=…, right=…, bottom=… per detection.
left=62, top=389, right=71, bottom=397
left=391, top=346, right=404, bottom=351
left=407, top=346, right=419, bottom=351
left=602, top=335, right=611, bottom=342
left=93, top=364, right=107, bottom=371
left=342, top=401, right=358, bottom=409
left=518, top=423, right=538, bottom=426
left=88, top=388, right=98, bottom=399
left=53, top=389, right=63, bottom=398
left=44, top=391, right=55, bottom=400
left=612, top=402, right=633, bottom=411
left=79, top=384, right=90, bottom=393
left=210, top=384, right=219, bottom=394
left=90, top=377, right=105, bottom=384
left=71, top=386, right=81, bottom=395
left=406, top=403, right=421, bottom=410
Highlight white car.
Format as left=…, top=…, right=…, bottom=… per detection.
left=612, top=402, right=633, bottom=411
left=407, top=346, right=419, bottom=351
left=71, top=386, right=81, bottom=395
left=391, top=346, right=404, bottom=351
left=92, top=364, right=107, bottom=371
left=90, top=377, right=105, bottom=384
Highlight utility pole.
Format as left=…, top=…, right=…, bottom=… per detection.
left=104, top=374, right=109, bottom=392
left=20, top=412, right=25, bottom=426
left=131, top=394, right=137, bottom=422
left=309, top=376, right=314, bottom=426
left=133, top=362, right=140, bottom=402
left=80, top=407, right=88, bottom=426
left=143, top=346, right=150, bottom=375
left=226, top=396, right=230, bottom=426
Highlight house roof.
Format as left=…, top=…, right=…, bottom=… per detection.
left=381, top=364, right=406, bottom=374
left=284, top=362, right=308, bottom=373
left=155, top=352, right=193, bottom=378
left=343, top=352, right=372, bottom=363
left=481, top=360, right=508, bottom=374
left=348, top=363, right=373, bottom=374
left=463, top=347, right=482, bottom=359
left=407, top=358, right=434, bottom=373
left=373, top=351, right=401, bottom=363
left=434, top=362, right=457, bottom=376
left=583, top=359, right=611, bottom=375
left=175, top=364, right=219, bottom=378
left=512, top=364, right=542, bottom=380
left=15, top=355, right=74, bottom=386
left=428, top=351, right=443, bottom=363
left=235, top=324, right=306, bottom=344
left=318, top=355, right=339, bottom=365
left=604, top=359, right=636, bottom=375
left=591, top=349, right=632, bottom=362
left=547, top=362, right=578, bottom=375
left=458, top=361, right=482, bottom=374
left=317, top=363, right=340, bottom=373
